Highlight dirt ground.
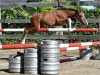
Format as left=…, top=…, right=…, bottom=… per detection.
left=0, top=49, right=100, bottom=75
left=0, top=59, right=100, bottom=75
left=60, top=60, right=100, bottom=75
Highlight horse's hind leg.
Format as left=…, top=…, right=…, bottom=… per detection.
left=21, top=17, right=40, bottom=44
left=21, top=33, right=27, bottom=44
left=21, top=29, right=29, bottom=44
left=21, top=23, right=31, bottom=44
left=21, top=24, right=40, bottom=44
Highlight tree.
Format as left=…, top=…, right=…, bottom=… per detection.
left=95, top=0, right=100, bottom=8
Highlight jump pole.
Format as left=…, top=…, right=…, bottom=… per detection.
left=60, top=41, right=100, bottom=48
left=0, top=43, right=88, bottom=51
left=0, top=29, right=24, bottom=32
left=0, top=41, right=99, bottom=50
left=60, top=56, right=78, bottom=62
left=1, top=41, right=99, bottom=50
left=0, top=43, right=37, bottom=49
left=0, top=28, right=98, bottom=32
left=39, top=28, right=98, bottom=32
left=60, top=46, right=89, bottom=52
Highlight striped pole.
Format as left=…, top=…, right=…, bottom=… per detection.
left=0, top=43, right=37, bottom=49
left=37, top=28, right=98, bottom=32
left=0, top=44, right=88, bottom=51
left=60, top=41, right=100, bottom=48
left=0, top=29, right=24, bottom=32
left=60, top=46, right=89, bottom=52
left=0, top=43, right=88, bottom=51
left=0, top=28, right=98, bottom=32
left=60, top=56, right=78, bottom=62
left=0, top=41, right=99, bottom=50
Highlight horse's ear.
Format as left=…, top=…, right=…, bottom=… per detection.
left=75, top=9, right=82, bottom=13
left=75, top=10, right=79, bottom=13
left=75, top=8, right=82, bottom=14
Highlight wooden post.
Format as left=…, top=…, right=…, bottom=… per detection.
left=58, top=0, right=60, bottom=8
left=99, top=18, right=100, bottom=31
left=95, top=0, right=100, bottom=8
left=55, top=0, right=63, bottom=39
left=0, top=3, right=2, bottom=44
left=57, top=0, right=63, bottom=8
left=55, top=26, right=63, bottom=36
left=98, top=18, right=100, bottom=54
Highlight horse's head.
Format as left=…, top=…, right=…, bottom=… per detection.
left=74, top=10, right=88, bottom=26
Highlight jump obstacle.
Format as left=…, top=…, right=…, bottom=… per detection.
left=60, top=41, right=100, bottom=48
left=0, top=26, right=99, bottom=74
left=7, top=40, right=95, bottom=75
left=60, top=46, right=89, bottom=52
left=0, top=28, right=98, bottom=32
left=60, top=41, right=100, bottom=51
left=0, top=43, right=37, bottom=49
left=0, top=41, right=100, bottom=51
left=60, top=48, right=93, bottom=62
left=60, top=56, right=78, bottom=62
left=0, top=43, right=88, bottom=51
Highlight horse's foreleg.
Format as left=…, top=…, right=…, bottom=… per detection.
left=68, top=18, right=72, bottom=29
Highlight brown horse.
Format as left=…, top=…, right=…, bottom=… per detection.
left=21, top=8, right=88, bottom=44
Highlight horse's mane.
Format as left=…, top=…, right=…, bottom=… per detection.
left=57, top=7, right=78, bottom=11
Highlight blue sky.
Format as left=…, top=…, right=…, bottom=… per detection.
left=80, top=0, right=95, bottom=9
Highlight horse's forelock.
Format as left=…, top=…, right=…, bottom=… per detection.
left=75, top=10, right=85, bottom=16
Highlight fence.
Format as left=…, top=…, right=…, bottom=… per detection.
left=0, top=0, right=99, bottom=9
left=0, top=0, right=100, bottom=40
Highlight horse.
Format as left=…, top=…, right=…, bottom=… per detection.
left=21, top=8, right=88, bottom=44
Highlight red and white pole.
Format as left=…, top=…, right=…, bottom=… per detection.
left=60, top=46, right=89, bottom=52
left=0, top=29, right=24, bottom=32
left=38, top=28, right=98, bottom=32
left=0, top=28, right=98, bottom=32
left=60, top=56, right=78, bottom=62
left=60, top=41, right=100, bottom=48
left=0, top=43, right=37, bottom=49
